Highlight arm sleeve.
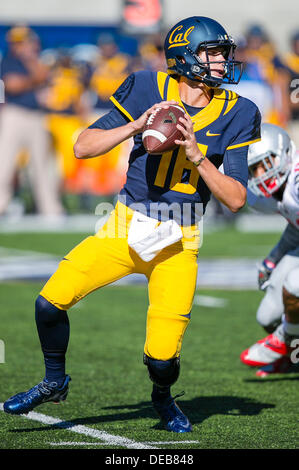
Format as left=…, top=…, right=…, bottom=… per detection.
left=223, top=145, right=249, bottom=188
left=88, top=107, right=129, bottom=130
left=247, top=188, right=278, bottom=213
left=268, top=223, right=299, bottom=264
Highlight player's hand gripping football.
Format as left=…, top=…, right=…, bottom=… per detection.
left=131, top=100, right=179, bottom=136
left=258, top=258, right=276, bottom=291
left=175, top=114, right=204, bottom=164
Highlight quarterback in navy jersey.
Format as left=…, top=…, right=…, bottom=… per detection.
left=88, top=69, right=261, bottom=224
left=4, top=17, right=261, bottom=433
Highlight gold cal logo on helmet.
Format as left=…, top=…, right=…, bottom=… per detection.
left=168, top=25, right=195, bottom=49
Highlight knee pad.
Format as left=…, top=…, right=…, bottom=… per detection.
left=35, top=295, right=69, bottom=352
left=143, top=354, right=180, bottom=387
left=35, top=295, right=66, bottom=324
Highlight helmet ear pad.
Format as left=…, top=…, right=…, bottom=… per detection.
left=177, top=56, right=185, bottom=64
left=175, top=55, right=188, bottom=76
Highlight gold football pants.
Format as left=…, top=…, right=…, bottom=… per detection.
left=40, top=202, right=199, bottom=360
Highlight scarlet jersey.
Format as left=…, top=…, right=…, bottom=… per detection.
left=277, top=156, right=299, bottom=230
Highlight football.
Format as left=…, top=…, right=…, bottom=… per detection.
left=142, top=105, right=185, bottom=154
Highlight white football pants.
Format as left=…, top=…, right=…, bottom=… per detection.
left=256, top=248, right=299, bottom=331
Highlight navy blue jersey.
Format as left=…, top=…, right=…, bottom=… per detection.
left=90, top=70, right=261, bottom=224
left=0, top=53, right=41, bottom=110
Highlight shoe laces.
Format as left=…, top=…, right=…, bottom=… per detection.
left=173, top=391, right=185, bottom=401
left=266, top=324, right=286, bottom=348
left=37, top=380, right=58, bottom=396
left=266, top=334, right=285, bottom=348
left=162, top=391, right=186, bottom=422
left=21, top=382, right=51, bottom=404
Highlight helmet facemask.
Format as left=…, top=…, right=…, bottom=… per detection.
left=185, top=40, right=243, bottom=87
left=248, top=151, right=292, bottom=198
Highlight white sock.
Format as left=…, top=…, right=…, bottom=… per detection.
left=282, top=314, right=299, bottom=336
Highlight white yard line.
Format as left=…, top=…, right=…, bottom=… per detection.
left=193, top=295, right=228, bottom=308
left=50, top=441, right=113, bottom=446
left=0, top=403, right=157, bottom=449
left=144, top=441, right=199, bottom=445
left=49, top=440, right=199, bottom=447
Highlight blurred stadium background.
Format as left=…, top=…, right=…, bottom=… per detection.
left=0, top=0, right=298, bottom=286
left=0, top=0, right=298, bottom=285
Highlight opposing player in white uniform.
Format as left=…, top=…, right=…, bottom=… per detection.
left=240, top=123, right=299, bottom=376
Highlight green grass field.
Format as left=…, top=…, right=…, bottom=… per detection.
left=0, top=228, right=298, bottom=451
left=0, top=227, right=281, bottom=258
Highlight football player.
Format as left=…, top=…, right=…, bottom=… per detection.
left=240, top=123, right=299, bottom=376
left=4, top=17, right=261, bottom=432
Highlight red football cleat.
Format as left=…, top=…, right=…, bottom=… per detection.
left=240, top=325, right=290, bottom=367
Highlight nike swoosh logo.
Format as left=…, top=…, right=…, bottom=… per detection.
left=206, top=130, right=221, bottom=136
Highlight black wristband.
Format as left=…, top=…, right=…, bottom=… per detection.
left=192, top=155, right=205, bottom=167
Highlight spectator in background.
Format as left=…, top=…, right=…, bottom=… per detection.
left=283, top=31, right=299, bottom=149
left=40, top=48, right=90, bottom=194
left=136, top=33, right=166, bottom=72
left=226, top=35, right=274, bottom=122
left=227, top=25, right=290, bottom=127
left=245, top=25, right=291, bottom=126
left=89, top=33, right=131, bottom=114
left=0, top=25, right=64, bottom=216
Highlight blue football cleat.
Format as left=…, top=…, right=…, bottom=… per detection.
left=3, top=375, right=71, bottom=415
left=152, top=392, right=192, bottom=432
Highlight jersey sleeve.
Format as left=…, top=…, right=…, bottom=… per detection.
left=268, top=223, right=299, bottom=264
left=88, top=106, right=129, bottom=130
left=109, top=70, right=155, bottom=122
left=226, top=99, right=261, bottom=150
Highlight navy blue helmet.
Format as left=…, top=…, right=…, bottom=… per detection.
left=164, top=16, right=243, bottom=87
